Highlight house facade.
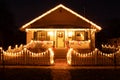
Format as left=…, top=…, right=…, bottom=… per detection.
left=20, top=4, right=102, bottom=50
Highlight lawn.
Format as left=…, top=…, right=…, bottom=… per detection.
left=0, top=66, right=120, bottom=80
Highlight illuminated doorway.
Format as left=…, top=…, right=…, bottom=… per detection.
left=56, top=31, right=65, bottom=48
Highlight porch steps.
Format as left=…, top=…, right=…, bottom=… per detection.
left=53, top=48, right=68, bottom=59
left=54, top=59, right=67, bottom=66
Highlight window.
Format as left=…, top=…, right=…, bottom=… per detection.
left=34, top=31, right=47, bottom=40
left=75, top=31, right=88, bottom=41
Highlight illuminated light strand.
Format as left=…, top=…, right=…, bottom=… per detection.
left=67, top=48, right=73, bottom=65
left=21, top=4, right=102, bottom=31
left=3, top=48, right=51, bottom=57
left=69, top=40, right=91, bottom=45
left=116, top=49, right=120, bottom=53
left=48, top=48, right=54, bottom=64
left=3, top=50, right=23, bottom=57
left=25, top=49, right=49, bottom=57
left=70, top=48, right=116, bottom=59
left=102, top=44, right=116, bottom=49
left=98, top=49, right=115, bottom=57
left=97, top=50, right=115, bottom=57
left=26, top=40, right=53, bottom=48
left=30, top=52, right=47, bottom=57
left=72, top=49, right=97, bottom=57
left=7, top=44, right=24, bottom=53
left=26, top=28, right=96, bottom=32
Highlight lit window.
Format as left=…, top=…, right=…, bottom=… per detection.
left=34, top=31, right=47, bottom=40
left=75, top=31, right=88, bottom=41
left=68, top=32, right=73, bottom=37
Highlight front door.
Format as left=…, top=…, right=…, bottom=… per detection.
left=56, top=31, right=65, bottom=48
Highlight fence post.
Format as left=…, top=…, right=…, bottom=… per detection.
left=95, top=49, right=98, bottom=66
left=0, top=47, right=5, bottom=68
left=23, top=47, right=27, bottom=65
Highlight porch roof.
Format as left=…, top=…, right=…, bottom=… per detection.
left=20, top=4, right=102, bottom=32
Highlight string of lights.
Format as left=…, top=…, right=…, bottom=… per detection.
left=67, top=48, right=120, bottom=65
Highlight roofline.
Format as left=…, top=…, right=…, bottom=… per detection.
left=20, top=4, right=102, bottom=31
left=26, top=28, right=96, bottom=32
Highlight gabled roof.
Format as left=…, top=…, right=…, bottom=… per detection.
left=20, top=4, right=102, bottom=31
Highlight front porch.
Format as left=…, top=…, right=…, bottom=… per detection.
left=26, top=28, right=95, bottom=50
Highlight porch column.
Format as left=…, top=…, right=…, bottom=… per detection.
left=91, top=30, right=95, bottom=50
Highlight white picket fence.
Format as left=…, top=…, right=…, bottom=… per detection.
left=0, top=45, right=54, bottom=65
left=67, top=48, right=120, bottom=66
left=0, top=43, right=120, bottom=66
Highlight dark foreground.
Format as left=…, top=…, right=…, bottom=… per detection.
left=0, top=66, right=120, bottom=80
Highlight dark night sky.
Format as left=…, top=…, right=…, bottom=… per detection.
left=5, top=0, right=120, bottom=27
left=0, top=0, right=120, bottom=48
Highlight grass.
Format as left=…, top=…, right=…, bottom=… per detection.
left=0, top=67, right=120, bottom=80
left=0, top=68, right=52, bottom=80
left=69, top=69, right=120, bottom=80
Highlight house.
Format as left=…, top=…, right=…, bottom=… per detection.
left=20, top=4, right=102, bottom=51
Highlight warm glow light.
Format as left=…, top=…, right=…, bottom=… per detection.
left=98, top=51, right=114, bottom=57
left=15, top=45, right=18, bottom=49
left=72, top=49, right=95, bottom=57
left=26, top=40, right=54, bottom=48
left=8, top=46, right=11, bottom=50
left=48, top=31, right=53, bottom=36
left=3, top=50, right=23, bottom=57
left=68, top=32, right=73, bottom=37
left=48, top=48, right=54, bottom=64
left=0, top=47, right=2, bottom=53
left=26, top=28, right=96, bottom=32
left=69, top=40, right=91, bottom=49
left=67, top=48, right=73, bottom=65
left=21, top=4, right=102, bottom=31
left=102, top=44, right=116, bottom=49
